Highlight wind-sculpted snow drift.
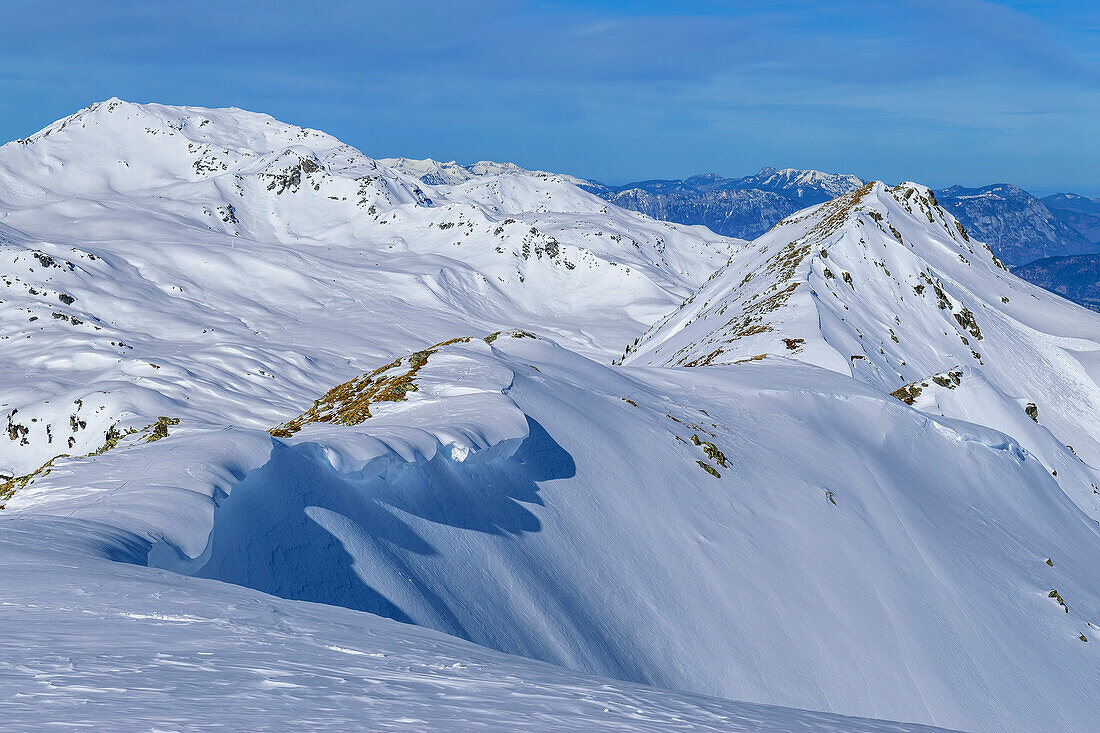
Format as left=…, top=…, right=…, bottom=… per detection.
left=2, top=100, right=1100, bottom=731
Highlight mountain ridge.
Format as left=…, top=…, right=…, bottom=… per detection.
left=627, top=179, right=1100, bottom=517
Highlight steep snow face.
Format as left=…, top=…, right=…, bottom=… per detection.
left=627, top=182, right=1100, bottom=516
left=442, top=173, right=731, bottom=293
left=0, top=100, right=737, bottom=477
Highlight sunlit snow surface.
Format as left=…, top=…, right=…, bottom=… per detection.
left=0, top=517, right=950, bottom=731
left=2, top=100, right=1099, bottom=731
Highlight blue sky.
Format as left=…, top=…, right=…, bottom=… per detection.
left=1, top=0, right=1097, bottom=194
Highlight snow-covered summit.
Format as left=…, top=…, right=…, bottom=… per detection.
left=1, top=97, right=436, bottom=214
left=627, top=181, right=997, bottom=374
left=24, top=97, right=324, bottom=151
left=627, top=180, right=1100, bottom=516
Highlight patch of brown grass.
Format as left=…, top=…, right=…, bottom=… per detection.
left=271, top=334, right=533, bottom=437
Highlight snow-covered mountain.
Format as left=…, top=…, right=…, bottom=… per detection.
left=0, top=99, right=736, bottom=479
left=572, top=170, right=1100, bottom=270
left=389, top=162, right=1100, bottom=271
left=390, top=163, right=866, bottom=241
left=3, top=101, right=1100, bottom=731
left=737, top=166, right=866, bottom=202
left=627, top=181, right=1100, bottom=517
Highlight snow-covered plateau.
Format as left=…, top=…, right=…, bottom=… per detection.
left=2, top=100, right=1098, bottom=731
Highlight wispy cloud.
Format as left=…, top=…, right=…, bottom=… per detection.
left=1, top=0, right=1097, bottom=193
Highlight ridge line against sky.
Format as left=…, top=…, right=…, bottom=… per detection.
left=0, top=0, right=1097, bottom=196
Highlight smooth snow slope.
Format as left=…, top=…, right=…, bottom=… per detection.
left=0, top=516, right=951, bottom=732
left=3, top=101, right=1100, bottom=731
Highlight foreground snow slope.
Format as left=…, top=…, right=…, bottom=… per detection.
left=3, top=101, right=1100, bottom=730
left=0, top=517, right=949, bottom=732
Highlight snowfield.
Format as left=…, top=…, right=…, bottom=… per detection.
left=1, top=517, right=951, bottom=731
left=2, top=100, right=1099, bottom=731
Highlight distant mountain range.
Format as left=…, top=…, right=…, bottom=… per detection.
left=1043, top=193, right=1100, bottom=244
left=584, top=170, right=1100, bottom=268
left=386, top=159, right=1100, bottom=311
left=1014, top=253, right=1100, bottom=312
left=934, top=184, right=1100, bottom=266
left=578, top=167, right=865, bottom=241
